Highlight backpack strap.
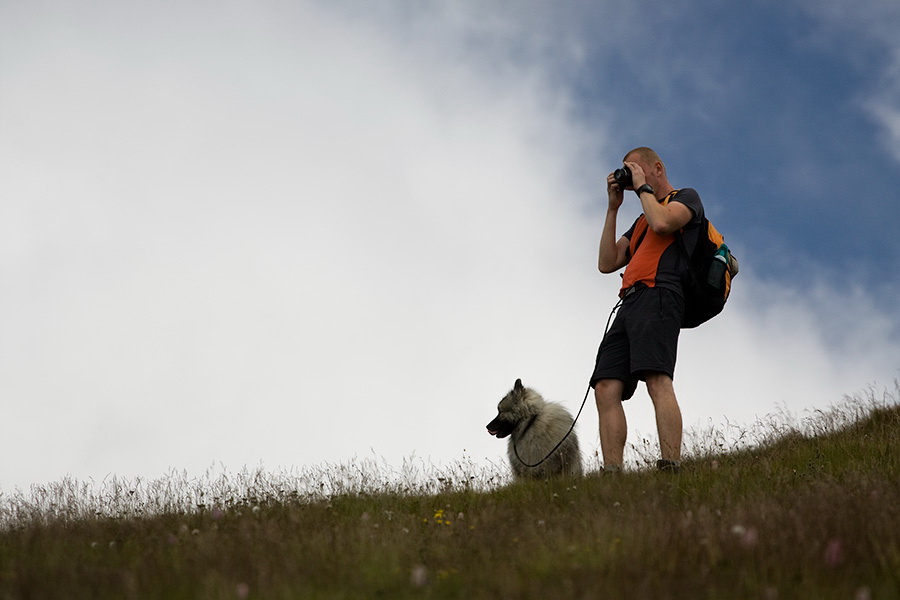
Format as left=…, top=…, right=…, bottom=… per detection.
left=667, top=189, right=704, bottom=275
left=675, top=225, right=699, bottom=284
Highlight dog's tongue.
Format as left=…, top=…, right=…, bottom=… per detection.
left=487, top=429, right=499, bottom=437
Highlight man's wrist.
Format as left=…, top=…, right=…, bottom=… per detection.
left=636, top=184, right=654, bottom=197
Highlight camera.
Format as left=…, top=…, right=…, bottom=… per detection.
left=613, top=165, right=633, bottom=189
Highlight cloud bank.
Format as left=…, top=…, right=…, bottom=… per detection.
left=0, top=1, right=896, bottom=490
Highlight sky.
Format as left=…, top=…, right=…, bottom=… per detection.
left=1, top=0, right=899, bottom=491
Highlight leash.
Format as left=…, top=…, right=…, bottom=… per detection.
left=513, top=295, right=625, bottom=468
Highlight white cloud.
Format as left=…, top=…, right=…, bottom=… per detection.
left=677, top=269, right=898, bottom=426
left=0, top=1, right=896, bottom=490
left=0, top=0, right=604, bottom=488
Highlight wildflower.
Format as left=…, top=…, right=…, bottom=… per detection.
left=741, top=528, right=758, bottom=548
left=236, top=583, right=250, bottom=599
left=824, top=538, right=844, bottom=568
left=730, top=525, right=758, bottom=548
left=410, top=564, right=428, bottom=588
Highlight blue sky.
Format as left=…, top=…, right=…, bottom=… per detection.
left=589, top=2, right=900, bottom=295
left=353, top=0, right=900, bottom=301
left=1, top=0, right=898, bottom=490
left=419, top=0, right=900, bottom=294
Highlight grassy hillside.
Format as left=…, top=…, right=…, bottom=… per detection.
left=1, top=391, right=898, bottom=599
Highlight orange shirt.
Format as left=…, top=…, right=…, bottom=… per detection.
left=620, top=189, right=704, bottom=297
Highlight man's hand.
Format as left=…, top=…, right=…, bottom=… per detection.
left=623, top=161, right=647, bottom=191
left=606, top=172, right=624, bottom=211
left=600, top=172, right=630, bottom=273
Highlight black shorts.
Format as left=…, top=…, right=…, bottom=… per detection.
left=590, top=286, right=684, bottom=400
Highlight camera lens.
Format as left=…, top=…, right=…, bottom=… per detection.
left=613, top=166, right=633, bottom=188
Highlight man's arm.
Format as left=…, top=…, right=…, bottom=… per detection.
left=638, top=191, right=693, bottom=235
left=625, top=160, right=694, bottom=235
left=598, top=172, right=631, bottom=273
left=598, top=218, right=630, bottom=273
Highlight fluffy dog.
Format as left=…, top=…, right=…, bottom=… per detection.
left=486, top=379, right=582, bottom=479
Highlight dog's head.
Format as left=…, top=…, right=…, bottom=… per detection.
left=486, top=378, right=531, bottom=439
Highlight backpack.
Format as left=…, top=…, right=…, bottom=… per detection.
left=676, top=216, right=738, bottom=328
left=630, top=191, right=738, bottom=328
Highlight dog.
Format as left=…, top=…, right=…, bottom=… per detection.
left=486, top=379, right=582, bottom=479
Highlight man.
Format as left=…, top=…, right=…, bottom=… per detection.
left=592, top=147, right=704, bottom=473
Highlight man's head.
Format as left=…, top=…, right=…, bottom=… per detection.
left=623, top=147, right=668, bottom=189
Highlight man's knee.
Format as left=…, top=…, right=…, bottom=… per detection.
left=644, top=372, right=675, bottom=401
left=644, top=371, right=673, bottom=391
left=594, top=379, right=624, bottom=408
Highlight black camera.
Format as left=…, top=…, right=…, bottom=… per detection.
left=613, top=165, right=633, bottom=189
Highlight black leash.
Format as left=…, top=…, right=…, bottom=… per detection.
left=513, top=296, right=625, bottom=468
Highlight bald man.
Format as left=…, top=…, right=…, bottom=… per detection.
left=593, top=147, right=705, bottom=474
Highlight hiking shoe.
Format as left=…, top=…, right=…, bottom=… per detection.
left=657, top=459, right=681, bottom=474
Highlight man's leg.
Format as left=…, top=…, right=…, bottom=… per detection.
left=645, top=372, right=682, bottom=462
left=594, top=379, right=627, bottom=469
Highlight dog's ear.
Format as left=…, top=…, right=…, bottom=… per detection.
left=514, top=378, right=524, bottom=391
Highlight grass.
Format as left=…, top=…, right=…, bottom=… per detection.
left=1, top=385, right=899, bottom=599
